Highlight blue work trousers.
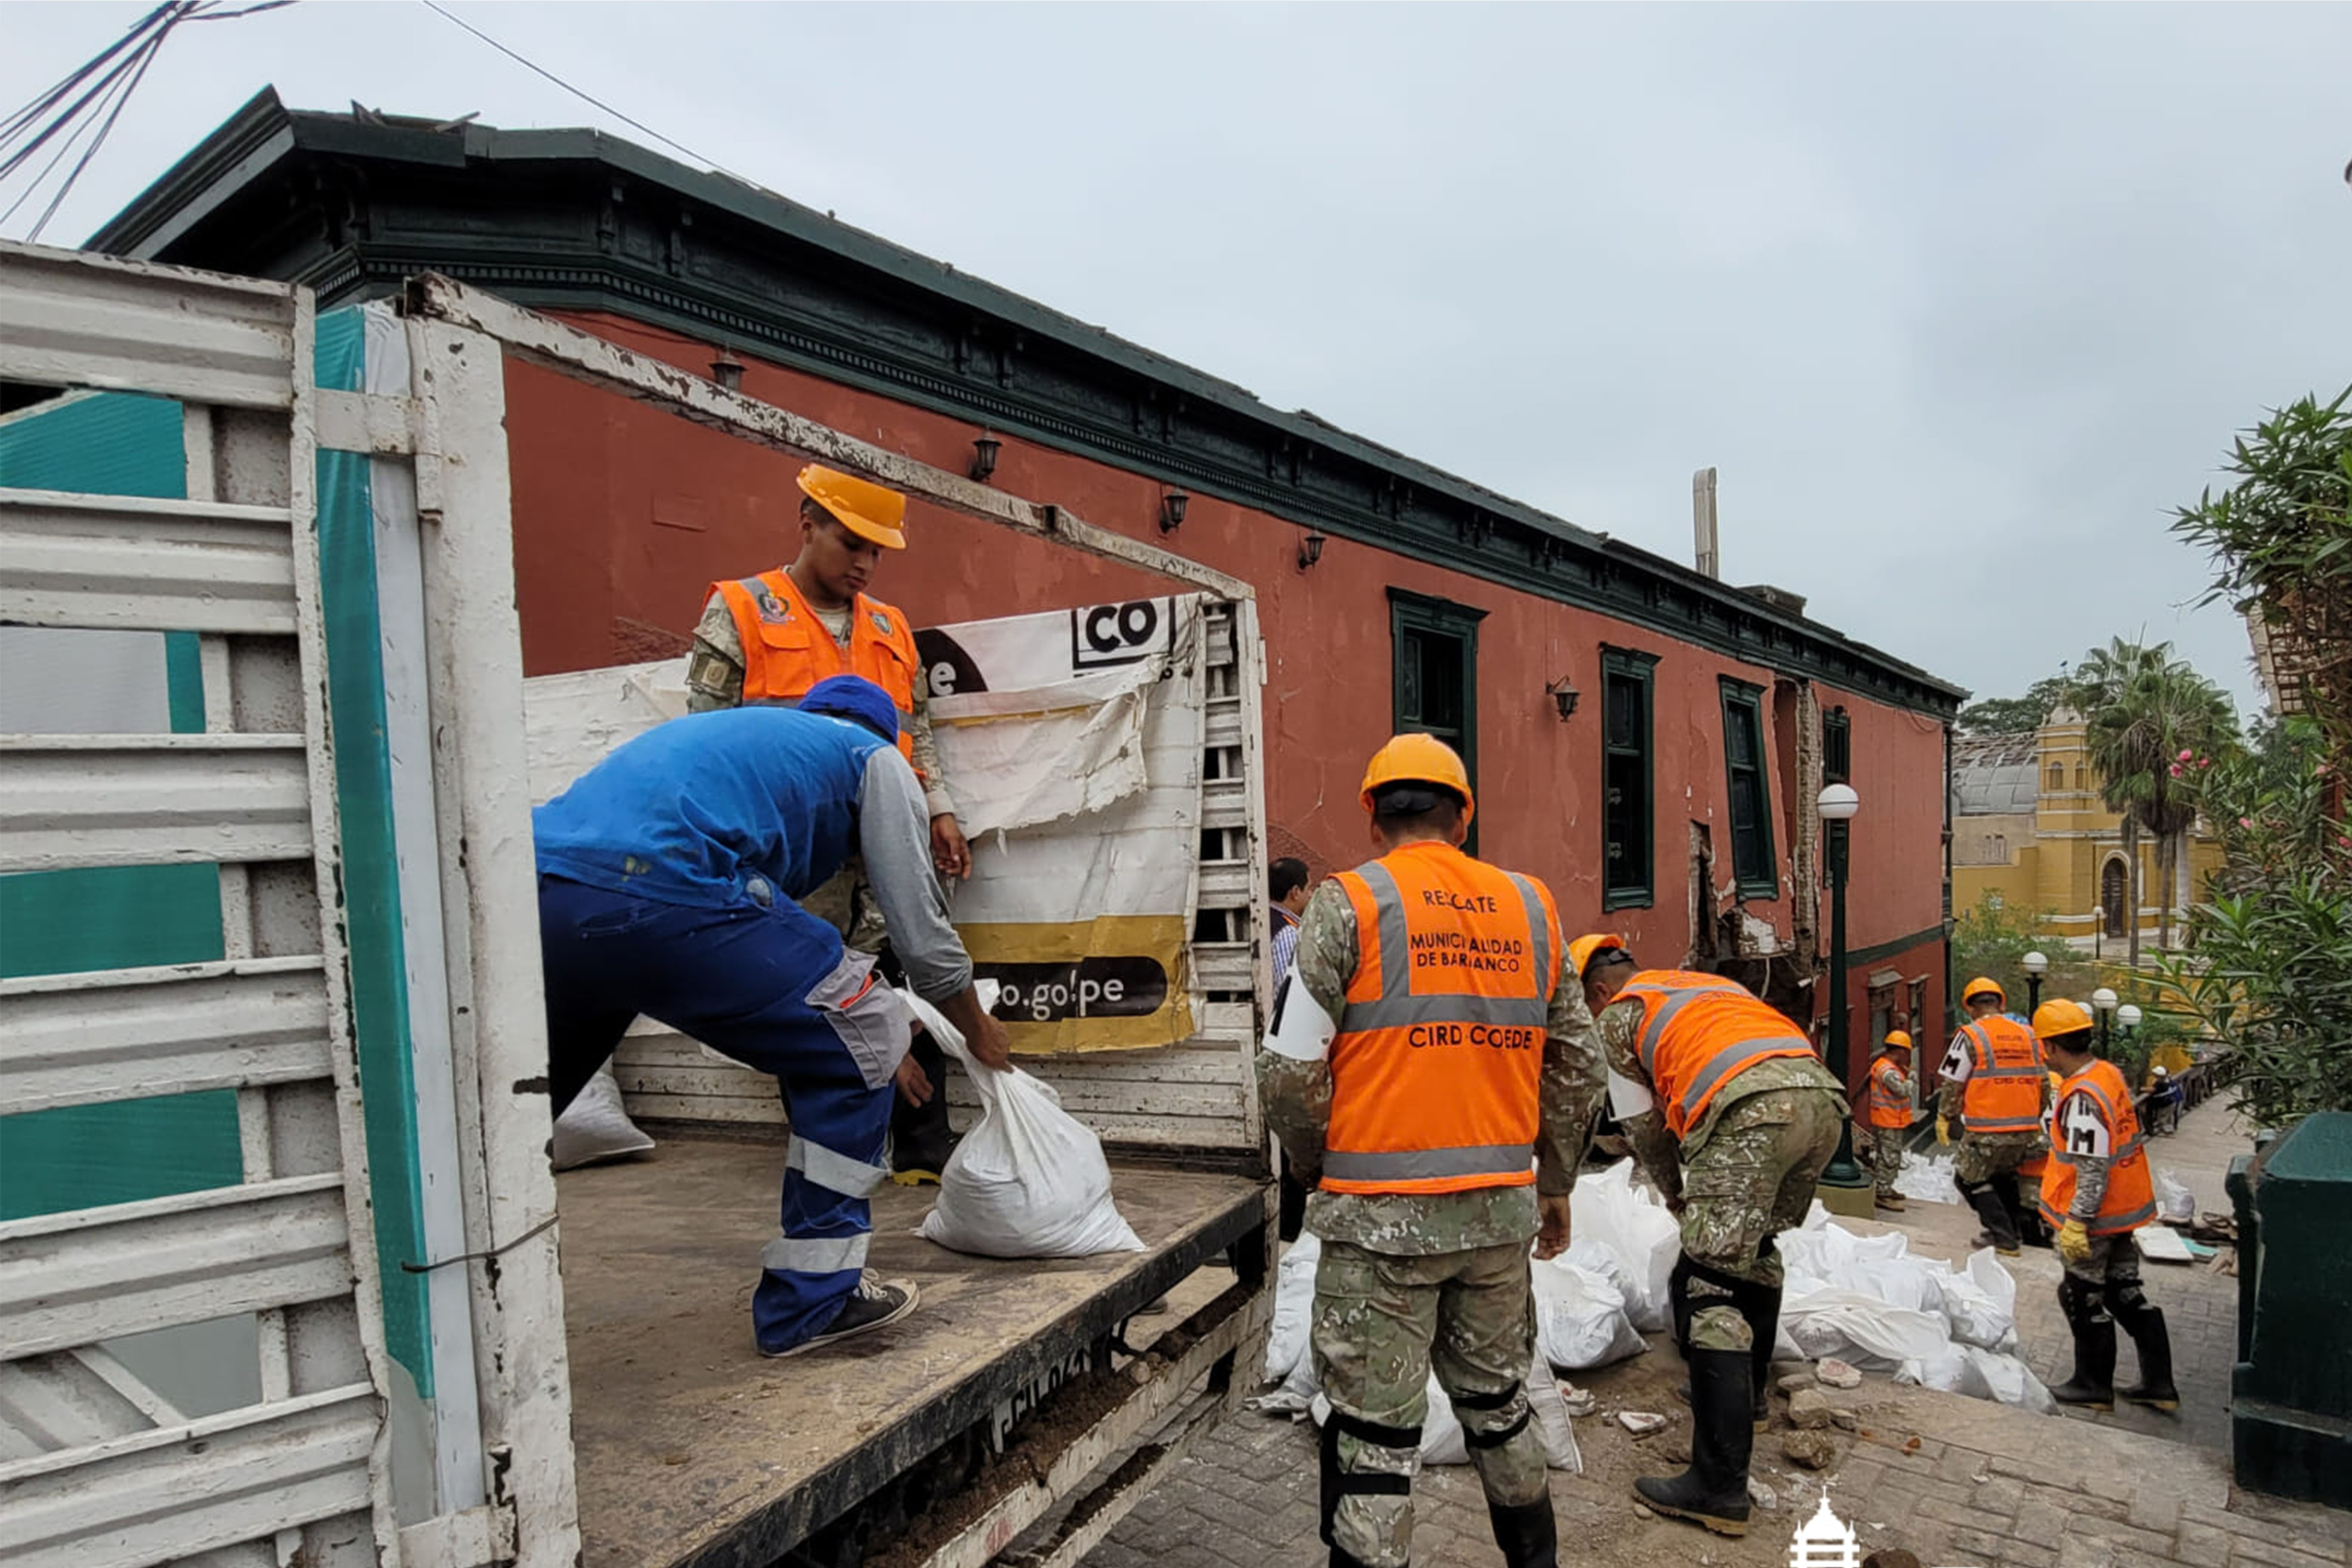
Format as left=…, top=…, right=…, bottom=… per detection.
left=537, top=873, right=911, bottom=1353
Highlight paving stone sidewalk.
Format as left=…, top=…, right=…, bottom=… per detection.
left=1079, top=1098, right=2351, bottom=1567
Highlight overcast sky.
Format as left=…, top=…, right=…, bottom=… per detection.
left=6, top=3, right=2346, bottom=714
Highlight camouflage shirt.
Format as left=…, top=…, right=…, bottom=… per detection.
left=1256, top=875, right=1605, bottom=1256
left=1595, top=995, right=1846, bottom=1206
left=686, top=589, right=956, bottom=819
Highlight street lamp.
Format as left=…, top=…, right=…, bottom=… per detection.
left=2117, top=1003, right=2143, bottom=1038
left=2022, top=950, right=2049, bottom=1014
left=2091, top=986, right=2119, bottom=1051
left=2093, top=905, right=2105, bottom=964
left=1817, top=784, right=1867, bottom=1197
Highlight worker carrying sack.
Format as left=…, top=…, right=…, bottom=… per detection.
left=903, top=989, right=1146, bottom=1259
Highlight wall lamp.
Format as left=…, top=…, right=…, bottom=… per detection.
left=969, top=435, right=1001, bottom=484
left=1298, top=530, right=1326, bottom=571
left=1546, top=678, right=1580, bottom=721
left=1160, top=489, right=1188, bottom=533
left=709, top=349, right=745, bottom=392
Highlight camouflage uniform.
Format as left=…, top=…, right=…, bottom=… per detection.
left=1936, top=1028, right=2051, bottom=1249
left=1259, top=880, right=1604, bottom=1568
left=1859, top=1054, right=1911, bottom=1203
left=1598, top=1003, right=1845, bottom=1354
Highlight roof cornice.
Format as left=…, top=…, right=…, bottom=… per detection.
left=88, top=97, right=1966, bottom=715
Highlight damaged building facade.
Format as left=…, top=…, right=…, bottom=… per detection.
left=87, top=91, right=1968, bottom=1087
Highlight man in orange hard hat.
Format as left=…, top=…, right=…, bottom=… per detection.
left=1860, top=1030, right=1916, bottom=1213
left=1573, top=934, right=1845, bottom=1538
left=1936, top=977, right=2049, bottom=1257
left=1259, top=734, right=1602, bottom=1568
left=2034, top=998, right=2177, bottom=1412
left=688, top=464, right=971, bottom=1184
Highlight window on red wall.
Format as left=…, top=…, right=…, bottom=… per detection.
left=1823, top=705, right=1852, bottom=785
left=1602, top=646, right=1658, bottom=910
left=1718, top=678, right=1778, bottom=899
left=1389, top=588, right=1486, bottom=855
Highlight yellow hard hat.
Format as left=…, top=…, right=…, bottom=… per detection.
left=1569, top=933, right=1630, bottom=977
left=2033, top=998, right=2095, bottom=1040
left=1962, top=976, right=2006, bottom=1006
left=798, top=464, right=907, bottom=550
left=1883, top=1029, right=1913, bottom=1050
left=1358, top=733, right=1474, bottom=821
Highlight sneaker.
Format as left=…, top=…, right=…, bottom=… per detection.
left=761, top=1273, right=919, bottom=1359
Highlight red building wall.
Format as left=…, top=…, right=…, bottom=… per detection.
left=502, top=310, right=1951, bottom=1069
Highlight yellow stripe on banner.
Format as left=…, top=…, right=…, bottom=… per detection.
left=959, top=914, right=1197, bottom=1054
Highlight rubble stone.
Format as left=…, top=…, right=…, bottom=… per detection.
left=1787, top=1388, right=1833, bottom=1430
left=1781, top=1429, right=1838, bottom=1470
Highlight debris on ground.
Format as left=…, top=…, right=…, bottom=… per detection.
left=1782, top=1430, right=1839, bottom=1470
left=1617, top=1410, right=1669, bottom=1435
left=1749, top=1476, right=1779, bottom=1511
left=1779, top=1370, right=1817, bottom=1395
left=1815, top=1357, right=1863, bottom=1389
left=1631, top=1503, right=1656, bottom=1520
left=1831, top=1409, right=1861, bottom=1432
left=1788, top=1389, right=1832, bottom=1430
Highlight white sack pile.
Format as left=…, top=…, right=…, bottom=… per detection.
left=1774, top=1207, right=2053, bottom=1413
left=1892, top=1150, right=1964, bottom=1206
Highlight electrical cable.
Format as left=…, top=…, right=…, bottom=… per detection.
left=415, top=0, right=753, bottom=186
left=0, top=2, right=173, bottom=146
left=0, top=40, right=157, bottom=228
left=27, top=17, right=168, bottom=240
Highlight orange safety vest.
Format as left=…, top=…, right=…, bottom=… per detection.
left=1949, top=1016, right=2045, bottom=1136
left=1622, top=970, right=1818, bottom=1140
left=1864, top=1054, right=1912, bottom=1129
left=712, top=568, right=921, bottom=765
left=1320, top=841, right=1561, bottom=1197
left=2038, top=1058, right=2156, bottom=1236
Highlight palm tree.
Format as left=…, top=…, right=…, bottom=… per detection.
left=2085, top=644, right=2239, bottom=961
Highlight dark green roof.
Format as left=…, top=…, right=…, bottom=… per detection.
left=91, top=88, right=1965, bottom=714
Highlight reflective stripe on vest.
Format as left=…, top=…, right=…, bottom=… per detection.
left=1865, top=1057, right=1911, bottom=1128
left=1321, top=844, right=1559, bottom=1197
left=1958, top=1018, right=2044, bottom=1135
left=2037, top=1060, right=2156, bottom=1236
left=714, top=570, right=919, bottom=764
left=1623, top=971, right=1818, bottom=1140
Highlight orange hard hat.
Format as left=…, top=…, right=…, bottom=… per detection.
left=1359, top=733, right=1474, bottom=821
left=2033, top=998, right=2096, bottom=1040
left=798, top=464, right=907, bottom=550
left=1883, top=1029, right=1913, bottom=1050
left=1962, top=976, right=2006, bottom=1006
left=1569, top=933, right=1630, bottom=978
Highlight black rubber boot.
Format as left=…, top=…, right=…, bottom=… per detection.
left=2116, top=1301, right=2181, bottom=1412
left=888, top=1032, right=955, bottom=1184
left=1745, top=1283, right=1784, bottom=1431
left=2050, top=1282, right=2117, bottom=1411
left=1634, top=1348, right=1752, bottom=1536
left=1668, top=1256, right=1695, bottom=1358
left=1672, top=1376, right=1767, bottom=1429
left=1485, top=1497, right=1559, bottom=1568
left=1988, top=1172, right=2026, bottom=1247
left=1961, top=1181, right=2021, bottom=1254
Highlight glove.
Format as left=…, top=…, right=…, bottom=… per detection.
left=1935, top=1115, right=1952, bottom=1147
left=2056, top=1219, right=2092, bottom=1265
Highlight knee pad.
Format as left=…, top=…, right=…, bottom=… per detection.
left=2059, top=1275, right=2110, bottom=1326
left=1450, top=1383, right=1531, bottom=1452
left=1320, top=1409, right=1418, bottom=1545
left=1689, top=1302, right=1754, bottom=1353
left=2111, top=1280, right=2152, bottom=1319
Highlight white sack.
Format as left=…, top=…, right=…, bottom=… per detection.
left=909, top=990, right=1146, bottom=1258
left=551, top=1061, right=656, bottom=1170
left=1942, top=1250, right=2021, bottom=1351
left=2154, top=1168, right=2196, bottom=1225
left=1570, top=1160, right=1682, bottom=1332
left=1531, top=1246, right=1649, bottom=1371
left=1893, top=1151, right=1964, bottom=1206
left=1779, top=1285, right=1954, bottom=1369
left=1311, top=1352, right=1581, bottom=1472
left=1265, top=1232, right=1323, bottom=1383
left=1897, top=1345, right=2053, bottom=1414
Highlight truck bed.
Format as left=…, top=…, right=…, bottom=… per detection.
left=555, top=1128, right=1269, bottom=1568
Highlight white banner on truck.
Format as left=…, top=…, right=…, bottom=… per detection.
left=922, top=595, right=1207, bottom=1054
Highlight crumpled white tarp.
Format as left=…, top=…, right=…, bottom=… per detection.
left=1893, top=1150, right=1965, bottom=1206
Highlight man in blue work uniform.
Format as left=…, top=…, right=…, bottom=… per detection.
left=533, top=675, right=1014, bottom=1358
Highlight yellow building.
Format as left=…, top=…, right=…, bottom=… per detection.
left=1950, top=705, right=2222, bottom=951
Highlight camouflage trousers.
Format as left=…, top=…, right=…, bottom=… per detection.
left=2061, top=1231, right=2146, bottom=1294
left=1679, top=1089, right=1845, bottom=1352
left=1311, top=1237, right=1547, bottom=1568
left=1857, top=1123, right=1907, bottom=1200
left=1952, top=1131, right=2039, bottom=1187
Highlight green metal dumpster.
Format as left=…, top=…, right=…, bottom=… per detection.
left=2228, top=1110, right=2352, bottom=1508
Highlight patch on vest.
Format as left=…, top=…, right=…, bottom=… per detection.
left=754, top=588, right=790, bottom=622
left=2059, top=1090, right=2112, bottom=1158
left=870, top=610, right=894, bottom=636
